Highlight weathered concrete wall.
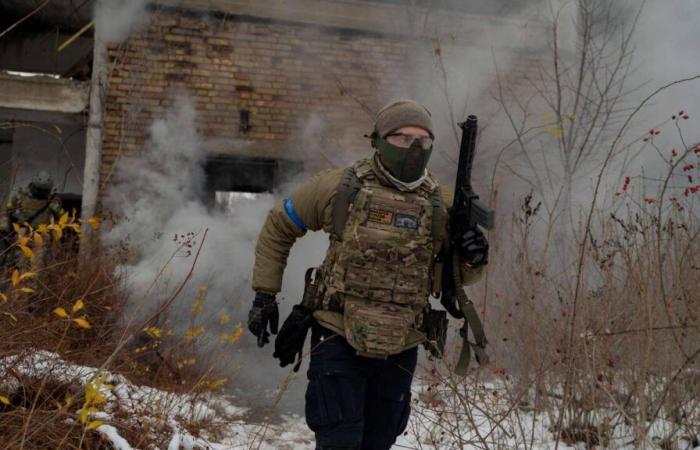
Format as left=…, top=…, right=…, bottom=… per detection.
left=0, top=122, right=86, bottom=199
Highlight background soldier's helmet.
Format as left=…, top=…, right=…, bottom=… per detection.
left=28, top=171, right=54, bottom=199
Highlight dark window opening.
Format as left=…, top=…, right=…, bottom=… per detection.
left=204, top=156, right=303, bottom=210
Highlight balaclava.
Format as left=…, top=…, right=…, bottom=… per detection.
left=372, top=99, right=434, bottom=183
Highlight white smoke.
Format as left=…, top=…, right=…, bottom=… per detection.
left=93, top=0, right=150, bottom=43
left=103, top=95, right=328, bottom=413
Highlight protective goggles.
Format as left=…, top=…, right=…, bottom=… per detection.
left=384, top=132, right=434, bottom=150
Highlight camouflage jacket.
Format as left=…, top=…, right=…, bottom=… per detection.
left=252, top=156, right=483, bottom=293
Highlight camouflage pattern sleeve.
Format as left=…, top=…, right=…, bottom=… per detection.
left=439, top=185, right=485, bottom=286
left=252, top=167, right=344, bottom=294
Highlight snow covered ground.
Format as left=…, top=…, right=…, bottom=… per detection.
left=1, top=352, right=698, bottom=450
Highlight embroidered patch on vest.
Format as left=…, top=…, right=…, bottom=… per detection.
left=394, top=213, right=419, bottom=229
left=368, top=207, right=394, bottom=225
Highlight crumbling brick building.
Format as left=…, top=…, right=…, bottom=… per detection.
left=0, top=0, right=552, bottom=215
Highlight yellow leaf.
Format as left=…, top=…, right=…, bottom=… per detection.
left=11, top=270, right=19, bottom=287
left=34, top=233, right=43, bottom=246
left=0, top=293, right=7, bottom=303
left=18, top=272, right=36, bottom=282
left=37, top=224, right=49, bottom=235
left=183, top=326, right=205, bottom=341
left=18, top=287, right=34, bottom=294
left=19, top=245, right=34, bottom=259
left=65, top=223, right=81, bottom=233
left=3, top=312, right=17, bottom=322
left=86, top=419, right=103, bottom=430
left=219, top=313, right=230, bottom=325
left=17, top=236, right=30, bottom=247
left=143, top=326, right=162, bottom=339
left=88, top=217, right=100, bottom=230
left=79, top=406, right=98, bottom=423
left=0, top=395, right=10, bottom=405
left=24, top=223, right=33, bottom=234
left=64, top=392, right=73, bottom=405
left=54, top=307, right=68, bottom=318
left=223, top=324, right=244, bottom=345
left=72, top=317, right=92, bottom=329
left=72, top=299, right=85, bottom=313
left=48, top=224, right=62, bottom=240
left=12, top=223, right=21, bottom=234
left=59, top=212, right=68, bottom=226
left=53, top=125, right=63, bottom=135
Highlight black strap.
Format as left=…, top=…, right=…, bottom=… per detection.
left=331, top=167, right=363, bottom=238
left=428, top=188, right=443, bottom=244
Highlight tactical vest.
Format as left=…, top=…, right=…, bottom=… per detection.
left=315, top=159, right=443, bottom=358
left=10, top=191, right=60, bottom=226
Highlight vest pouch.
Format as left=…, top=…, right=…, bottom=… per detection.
left=343, top=296, right=414, bottom=358
left=340, top=262, right=372, bottom=298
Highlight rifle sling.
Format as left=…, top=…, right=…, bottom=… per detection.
left=452, top=253, right=489, bottom=376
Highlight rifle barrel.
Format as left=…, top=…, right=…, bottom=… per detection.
left=455, top=115, right=478, bottom=196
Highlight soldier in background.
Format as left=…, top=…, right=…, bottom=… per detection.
left=0, top=171, right=62, bottom=268
left=248, top=99, right=489, bottom=450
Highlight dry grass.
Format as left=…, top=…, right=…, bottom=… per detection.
left=0, top=218, right=232, bottom=449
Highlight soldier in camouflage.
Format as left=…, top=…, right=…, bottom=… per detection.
left=0, top=171, right=62, bottom=268
left=248, top=99, right=489, bottom=450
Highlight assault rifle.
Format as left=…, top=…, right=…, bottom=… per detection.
left=444, top=115, right=494, bottom=375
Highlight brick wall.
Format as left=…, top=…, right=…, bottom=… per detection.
left=101, top=9, right=412, bottom=184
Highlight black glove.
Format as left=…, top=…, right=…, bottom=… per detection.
left=273, top=305, right=314, bottom=372
left=248, top=292, right=279, bottom=347
left=455, top=227, right=489, bottom=268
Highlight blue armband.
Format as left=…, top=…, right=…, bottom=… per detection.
left=283, top=197, right=307, bottom=231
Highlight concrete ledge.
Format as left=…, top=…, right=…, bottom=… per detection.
left=0, top=73, right=89, bottom=114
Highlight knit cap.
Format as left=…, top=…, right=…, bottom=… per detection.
left=374, top=99, right=434, bottom=138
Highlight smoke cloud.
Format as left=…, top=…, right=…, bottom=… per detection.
left=93, top=0, right=150, bottom=43
left=103, top=95, right=328, bottom=414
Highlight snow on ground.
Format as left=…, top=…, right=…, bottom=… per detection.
left=1, top=351, right=699, bottom=449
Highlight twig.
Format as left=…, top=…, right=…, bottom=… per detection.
left=0, top=0, right=50, bottom=41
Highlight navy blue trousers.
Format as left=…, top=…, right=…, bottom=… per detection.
left=305, top=323, right=417, bottom=450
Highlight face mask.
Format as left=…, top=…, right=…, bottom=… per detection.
left=374, top=135, right=433, bottom=183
